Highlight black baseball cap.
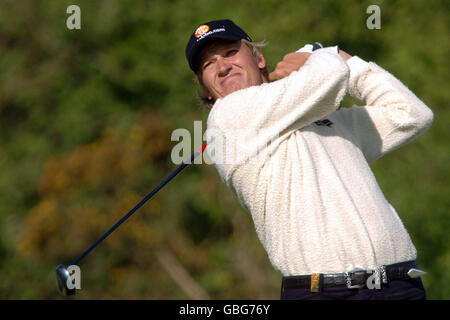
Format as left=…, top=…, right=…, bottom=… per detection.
left=185, top=19, right=252, bottom=72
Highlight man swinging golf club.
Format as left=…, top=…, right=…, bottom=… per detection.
left=185, top=19, right=433, bottom=300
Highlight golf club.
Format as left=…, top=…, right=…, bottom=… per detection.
left=56, top=143, right=207, bottom=296
left=55, top=41, right=325, bottom=296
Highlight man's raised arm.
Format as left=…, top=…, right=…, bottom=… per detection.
left=207, top=47, right=350, bottom=165
left=335, top=56, right=434, bottom=163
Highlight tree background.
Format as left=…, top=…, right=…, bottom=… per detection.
left=0, top=0, right=448, bottom=299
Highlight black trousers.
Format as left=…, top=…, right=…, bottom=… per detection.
left=280, top=278, right=426, bottom=300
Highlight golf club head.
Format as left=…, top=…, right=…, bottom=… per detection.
left=55, top=264, right=76, bottom=296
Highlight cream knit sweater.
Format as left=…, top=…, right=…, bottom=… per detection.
left=205, top=48, right=434, bottom=276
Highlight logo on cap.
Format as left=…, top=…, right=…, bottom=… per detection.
left=195, top=25, right=210, bottom=38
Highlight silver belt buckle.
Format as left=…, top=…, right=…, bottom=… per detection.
left=379, top=265, right=388, bottom=284
left=345, top=268, right=366, bottom=289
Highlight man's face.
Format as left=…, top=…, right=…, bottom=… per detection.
left=196, top=39, right=267, bottom=100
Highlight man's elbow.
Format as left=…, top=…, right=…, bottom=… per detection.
left=422, top=106, right=434, bottom=130
left=412, top=102, right=434, bottom=133
left=402, top=102, right=434, bottom=136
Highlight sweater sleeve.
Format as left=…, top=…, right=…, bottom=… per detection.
left=336, top=56, right=434, bottom=163
left=206, top=48, right=349, bottom=174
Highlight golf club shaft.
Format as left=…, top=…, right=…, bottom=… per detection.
left=71, top=143, right=207, bottom=266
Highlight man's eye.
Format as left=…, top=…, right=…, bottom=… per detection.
left=203, top=61, right=212, bottom=69
left=226, top=49, right=238, bottom=56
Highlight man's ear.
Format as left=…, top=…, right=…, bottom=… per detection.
left=257, top=53, right=269, bottom=83
left=203, top=87, right=213, bottom=100
left=196, top=74, right=213, bottom=100
left=257, top=53, right=267, bottom=70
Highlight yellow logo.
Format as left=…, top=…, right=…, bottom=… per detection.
left=195, top=25, right=210, bottom=38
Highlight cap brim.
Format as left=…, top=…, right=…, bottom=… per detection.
left=189, top=34, right=244, bottom=72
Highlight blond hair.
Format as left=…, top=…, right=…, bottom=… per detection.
left=194, top=39, right=268, bottom=109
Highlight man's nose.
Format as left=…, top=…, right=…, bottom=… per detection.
left=216, top=57, right=232, bottom=76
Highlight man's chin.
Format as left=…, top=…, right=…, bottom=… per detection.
left=223, top=84, right=246, bottom=96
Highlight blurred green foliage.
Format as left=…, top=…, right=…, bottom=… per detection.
left=0, top=0, right=448, bottom=299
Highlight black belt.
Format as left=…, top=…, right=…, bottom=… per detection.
left=282, top=260, right=418, bottom=291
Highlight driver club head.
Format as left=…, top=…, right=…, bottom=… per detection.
left=55, top=264, right=76, bottom=296
left=53, top=144, right=208, bottom=296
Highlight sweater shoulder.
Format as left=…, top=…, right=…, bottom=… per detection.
left=207, top=82, right=271, bottom=130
